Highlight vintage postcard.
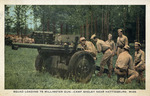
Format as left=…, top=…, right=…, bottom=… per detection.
left=0, top=0, right=150, bottom=96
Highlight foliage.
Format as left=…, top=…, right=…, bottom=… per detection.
left=5, top=5, right=145, bottom=42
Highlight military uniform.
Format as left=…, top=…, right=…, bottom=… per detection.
left=116, top=34, right=128, bottom=56
left=96, top=39, right=113, bottom=77
left=134, top=48, right=145, bottom=83
left=106, top=40, right=116, bottom=54
left=55, top=34, right=62, bottom=44
left=79, top=41, right=97, bottom=59
left=106, top=40, right=116, bottom=74
left=115, top=45, right=139, bottom=84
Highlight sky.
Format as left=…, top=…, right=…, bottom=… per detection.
left=6, top=5, right=41, bottom=30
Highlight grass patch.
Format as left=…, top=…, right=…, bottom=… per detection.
left=5, top=45, right=145, bottom=89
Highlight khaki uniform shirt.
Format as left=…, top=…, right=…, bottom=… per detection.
left=134, top=49, right=145, bottom=67
left=79, top=41, right=97, bottom=57
left=115, top=51, right=134, bottom=70
left=116, top=35, right=128, bottom=48
left=96, top=39, right=110, bottom=53
left=105, top=40, right=116, bottom=54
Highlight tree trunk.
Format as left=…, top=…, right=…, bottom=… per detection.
left=83, top=25, right=85, bottom=37
left=86, top=19, right=89, bottom=40
left=108, top=11, right=110, bottom=35
left=47, top=19, right=50, bottom=31
left=17, top=22, right=20, bottom=36
left=53, top=22, right=56, bottom=34
left=107, top=11, right=109, bottom=38
left=71, top=25, right=72, bottom=34
left=104, top=12, right=107, bottom=40
left=101, top=7, right=104, bottom=39
left=94, top=18, right=97, bottom=35
left=80, top=25, right=82, bottom=37
left=101, top=10, right=104, bottom=39
left=91, top=12, right=93, bottom=36
left=66, top=24, right=68, bottom=34
left=42, top=12, right=45, bottom=32
left=60, top=23, right=63, bottom=34
left=123, top=6, right=127, bottom=36
left=137, top=16, right=140, bottom=42
left=136, top=16, right=140, bottom=42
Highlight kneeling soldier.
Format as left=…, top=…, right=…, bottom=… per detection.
left=115, top=45, right=139, bottom=84
left=91, top=34, right=113, bottom=78
left=134, top=42, right=145, bottom=83
left=79, top=37, right=97, bottom=60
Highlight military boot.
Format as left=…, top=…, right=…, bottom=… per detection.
left=138, top=72, right=145, bottom=83
left=117, top=75, right=125, bottom=84
left=107, top=74, right=111, bottom=78
left=125, top=79, right=131, bottom=84
left=97, top=72, right=102, bottom=77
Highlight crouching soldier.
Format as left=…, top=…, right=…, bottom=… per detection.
left=134, top=42, right=145, bottom=83
left=114, top=45, right=139, bottom=84
left=91, top=34, right=113, bottom=78
left=79, top=37, right=97, bottom=60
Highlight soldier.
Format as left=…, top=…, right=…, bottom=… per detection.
left=114, top=45, right=139, bottom=84
left=106, top=34, right=116, bottom=55
left=116, top=29, right=128, bottom=56
left=79, top=37, right=97, bottom=60
left=91, top=34, right=113, bottom=78
left=105, top=34, right=116, bottom=74
left=134, top=42, right=145, bottom=83
left=55, top=34, right=62, bottom=45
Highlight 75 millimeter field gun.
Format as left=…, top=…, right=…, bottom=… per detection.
left=12, top=31, right=95, bottom=83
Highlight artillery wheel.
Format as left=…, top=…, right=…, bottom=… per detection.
left=68, top=51, right=95, bottom=83
left=35, top=54, right=44, bottom=72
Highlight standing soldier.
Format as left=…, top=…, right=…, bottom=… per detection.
left=55, top=34, right=62, bottom=45
left=106, top=34, right=116, bottom=55
left=114, top=45, right=139, bottom=84
left=91, top=34, right=113, bottom=78
left=79, top=37, right=97, bottom=60
left=106, top=34, right=116, bottom=74
left=116, top=29, right=128, bottom=56
left=134, top=42, right=145, bottom=83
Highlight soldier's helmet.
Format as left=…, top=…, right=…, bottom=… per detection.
left=80, top=37, right=86, bottom=42
left=135, top=42, right=141, bottom=47
left=90, top=34, right=96, bottom=40
left=108, top=33, right=112, bottom=38
left=123, top=45, right=130, bottom=51
left=108, top=33, right=112, bottom=37
left=118, top=29, right=123, bottom=32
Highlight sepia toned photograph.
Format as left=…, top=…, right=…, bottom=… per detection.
left=4, top=5, right=146, bottom=90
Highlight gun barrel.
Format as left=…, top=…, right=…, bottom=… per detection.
left=13, top=43, right=72, bottom=48
left=12, top=43, right=74, bottom=51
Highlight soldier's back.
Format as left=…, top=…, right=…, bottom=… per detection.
left=115, top=51, right=131, bottom=70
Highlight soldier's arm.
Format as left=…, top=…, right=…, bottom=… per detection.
left=136, top=51, right=145, bottom=67
left=125, top=36, right=128, bottom=45
left=133, top=53, right=136, bottom=66
left=129, top=56, right=134, bottom=70
left=85, top=43, right=97, bottom=57
left=85, top=45, right=93, bottom=53
left=116, top=38, right=119, bottom=51
left=96, top=42, right=102, bottom=53
left=112, top=41, right=116, bottom=55
left=91, top=43, right=97, bottom=55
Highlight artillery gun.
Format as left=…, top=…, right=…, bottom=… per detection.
left=12, top=31, right=95, bottom=83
